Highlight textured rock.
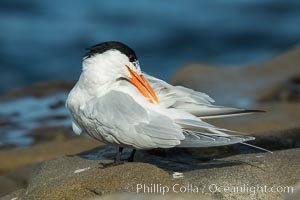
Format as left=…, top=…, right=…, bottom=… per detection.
left=0, top=165, right=37, bottom=197
left=183, top=148, right=299, bottom=200
left=2, top=146, right=298, bottom=200
left=91, top=193, right=213, bottom=200
left=22, top=158, right=178, bottom=200
left=283, top=181, right=300, bottom=200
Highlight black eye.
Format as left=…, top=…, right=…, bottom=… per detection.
left=132, top=60, right=139, bottom=68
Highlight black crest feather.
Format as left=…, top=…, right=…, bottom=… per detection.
left=84, top=41, right=137, bottom=62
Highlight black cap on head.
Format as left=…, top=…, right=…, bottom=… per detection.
left=84, top=41, right=138, bottom=62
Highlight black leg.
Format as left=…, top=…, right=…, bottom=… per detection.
left=100, top=147, right=125, bottom=168
left=128, top=149, right=136, bottom=162
left=115, top=147, right=124, bottom=164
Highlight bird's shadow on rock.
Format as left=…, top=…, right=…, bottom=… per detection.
left=68, top=124, right=300, bottom=173
left=75, top=144, right=258, bottom=172
left=74, top=127, right=300, bottom=172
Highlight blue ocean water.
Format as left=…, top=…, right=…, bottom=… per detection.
left=0, top=0, right=300, bottom=91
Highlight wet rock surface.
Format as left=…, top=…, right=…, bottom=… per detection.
left=0, top=81, right=74, bottom=149
left=1, top=46, right=300, bottom=199
left=0, top=81, right=75, bottom=100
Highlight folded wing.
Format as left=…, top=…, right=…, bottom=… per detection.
left=79, top=90, right=255, bottom=149
left=179, top=130, right=254, bottom=147
left=80, top=90, right=184, bottom=149
left=144, top=73, right=263, bottom=119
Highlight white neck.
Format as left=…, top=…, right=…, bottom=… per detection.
left=81, top=50, right=142, bottom=93
left=67, top=50, right=142, bottom=112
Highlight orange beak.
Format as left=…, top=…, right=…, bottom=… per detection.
left=126, top=65, right=159, bottom=104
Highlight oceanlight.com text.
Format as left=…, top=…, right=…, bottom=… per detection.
left=128, top=183, right=294, bottom=196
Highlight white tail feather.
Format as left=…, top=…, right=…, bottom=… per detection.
left=240, top=142, right=273, bottom=154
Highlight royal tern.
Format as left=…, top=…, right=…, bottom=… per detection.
left=66, top=41, right=264, bottom=164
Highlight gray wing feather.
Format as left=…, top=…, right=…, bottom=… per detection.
left=81, top=90, right=255, bottom=149
left=178, top=130, right=255, bottom=147
left=174, top=103, right=263, bottom=119
left=144, top=73, right=263, bottom=119
left=81, top=90, right=184, bottom=149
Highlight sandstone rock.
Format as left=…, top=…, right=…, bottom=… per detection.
left=282, top=181, right=300, bottom=200
left=91, top=193, right=212, bottom=200
left=22, top=158, right=178, bottom=200
left=0, top=165, right=38, bottom=197
left=2, top=146, right=298, bottom=200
